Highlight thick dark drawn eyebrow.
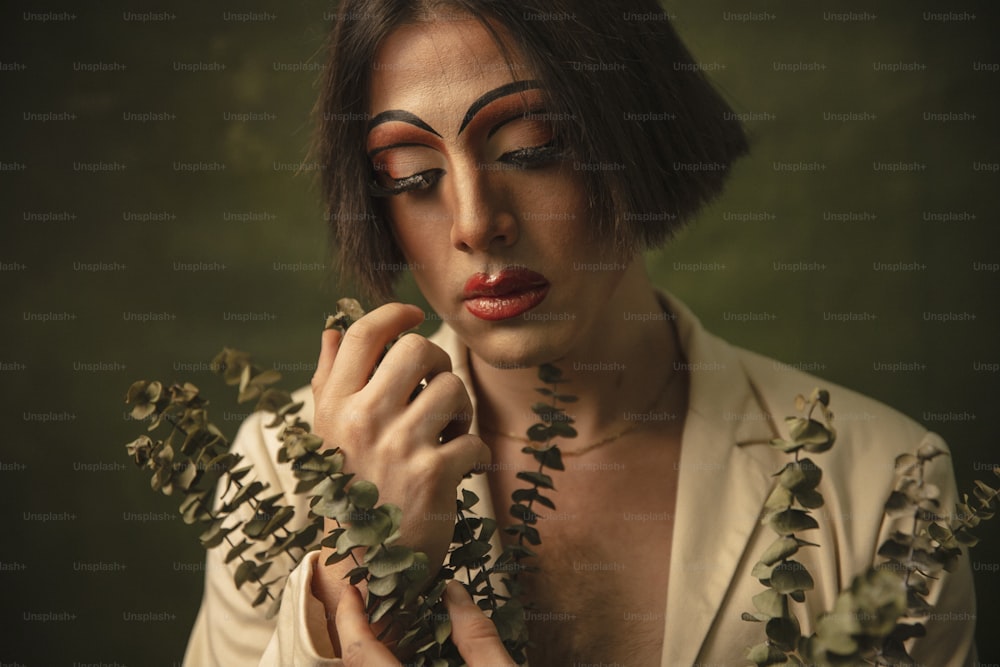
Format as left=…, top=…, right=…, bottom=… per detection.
left=458, top=79, right=543, bottom=136
left=367, top=110, right=442, bottom=137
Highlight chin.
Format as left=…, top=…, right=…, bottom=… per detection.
left=461, top=322, right=577, bottom=371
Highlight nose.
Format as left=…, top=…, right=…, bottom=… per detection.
left=448, top=163, right=519, bottom=253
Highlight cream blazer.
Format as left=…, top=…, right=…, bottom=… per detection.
left=183, top=292, right=977, bottom=666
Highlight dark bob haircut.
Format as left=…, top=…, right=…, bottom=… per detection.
left=315, top=0, right=749, bottom=302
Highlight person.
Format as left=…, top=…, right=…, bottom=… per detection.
left=183, top=1, right=978, bottom=665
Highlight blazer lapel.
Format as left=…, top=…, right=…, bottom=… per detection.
left=658, top=293, right=780, bottom=666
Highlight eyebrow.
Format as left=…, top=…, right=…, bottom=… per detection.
left=366, top=79, right=544, bottom=140
left=367, top=110, right=442, bottom=138
left=458, top=79, right=542, bottom=135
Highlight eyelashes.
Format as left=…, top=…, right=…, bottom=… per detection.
left=370, top=169, right=445, bottom=198
left=369, top=141, right=565, bottom=198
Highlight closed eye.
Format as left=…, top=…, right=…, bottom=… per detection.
left=496, top=141, right=564, bottom=168
left=370, top=168, right=445, bottom=198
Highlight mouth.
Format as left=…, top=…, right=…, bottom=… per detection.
left=462, top=268, right=550, bottom=321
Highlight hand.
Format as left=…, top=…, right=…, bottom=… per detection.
left=309, top=303, right=492, bottom=649
left=336, top=580, right=517, bottom=667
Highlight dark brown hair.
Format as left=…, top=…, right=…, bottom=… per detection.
left=315, top=0, right=749, bottom=302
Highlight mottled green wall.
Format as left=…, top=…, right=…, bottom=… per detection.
left=1, top=0, right=997, bottom=664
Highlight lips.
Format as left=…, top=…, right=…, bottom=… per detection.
left=462, top=268, right=550, bottom=321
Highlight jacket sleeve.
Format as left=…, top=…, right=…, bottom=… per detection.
left=182, top=393, right=344, bottom=666
left=888, top=432, right=979, bottom=667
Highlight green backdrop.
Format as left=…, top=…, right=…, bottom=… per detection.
left=2, top=0, right=998, bottom=664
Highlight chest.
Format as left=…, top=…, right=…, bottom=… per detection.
left=486, top=436, right=681, bottom=666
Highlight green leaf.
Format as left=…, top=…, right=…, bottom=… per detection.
left=767, top=510, right=819, bottom=536
left=771, top=560, right=815, bottom=594
left=752, top=589, right=787, bottom=619
left=200, top=519, right=237, bottom=549
left=766, top=613, right=801, bottom=651
left=537, top=363, right=563, bottom=384
left=460, top=488, right=480, bottom=511
left=509, top=503, right=538, bottom=524
left=339, top=509, right=393, bottom=549
left=367, top=573, right=399, bottom=596
left=225, top=539, right=253, bottom=563
left=369, top=597, right=397, bottom=625
left=366, top=546, right=416, bottom=578
left=526, top=424, right=551, bottom=442
left=223, top=480, right=266, bottom=513
left=450, top=540, right=492, bottom=568
left=751, top=560, right=777, bottom=581
left=794, top=489, right=824, bottom=509
left=516, top=470, right=555, bottom=490
left=745, top=641, right=788, bottom=665
left=348, top=480, right=379, bottom=510
left=234, top=560, right=269, bottom=589
left=760, top=537, right=816, bottom=566
left=548, top=421, right=578, bottom=438
left=434, top=617, right=452, bottom=645
left=763, top=485, right=794, bottom=517
left=777, top=459, right=822, bottom=493
left=533, top=445, right=565, bottom=470
left=512, top=487, right=556, bottom=510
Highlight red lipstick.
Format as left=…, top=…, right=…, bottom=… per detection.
left=463, top=268, right=550, bottom=321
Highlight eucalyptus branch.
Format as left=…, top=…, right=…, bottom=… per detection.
left=124, top=298, right=582, bottom=665
left=745, top=388, right=999, bottom=666
left=744, top=388, right=835, bottom=666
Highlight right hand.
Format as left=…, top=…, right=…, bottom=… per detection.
left=309, top=303, right=492, bottom=648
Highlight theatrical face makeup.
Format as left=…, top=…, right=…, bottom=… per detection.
left=366, top=17, right=638, bottom=369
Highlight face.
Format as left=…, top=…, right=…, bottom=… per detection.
left=367, top=17, right=633, bottom=369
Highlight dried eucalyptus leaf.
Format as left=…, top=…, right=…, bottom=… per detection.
left=548, top=421, right=578, bottom=438
left=526, top=424, right=550, bottom=442
left=367, top=546, right=416, bottom=578
left=768, top=509, right=819, bottom=536
left=771, top=561, right=815, bottom=594
left=759, top=537, right=801, bottom=566
left=367, top=573, right=399, bottom=596
left=766, top=613, right=801, bottom=651
left=225, top=539, right=253, bottom=564
left=516, top=471, right=554, bottom=490
left=369, top=597, right=397, bottom=625
left=537, top=363, right=563, bottom=384
left=348, top=480, right=380, bottom=510
left=433, top=617, right=452, bottom=645
left=752, top=589, right=786, bottom=618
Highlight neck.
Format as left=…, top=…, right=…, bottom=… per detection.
left=468, top=259, right=683, bottom=449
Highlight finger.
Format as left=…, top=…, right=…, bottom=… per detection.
left=311, top=326, right=343, bottom=394
left=436, top=433, right=493, bottom=483
left=367, top=333, right=452, bottom=405
left=327, top=303, right=424, bottom=397
left=335, top=585, right=401, bottom=667
left=444, top=581, right=516, bottom=666
left=404, top=371, right=473, bottom=443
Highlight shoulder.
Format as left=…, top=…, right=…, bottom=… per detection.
left=735, top=344, right=931, bottom=448
left=730, top=343, right=953, bottom=522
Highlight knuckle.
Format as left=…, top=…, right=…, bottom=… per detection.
left=394, top=332, right=429, bottom=356
left=411, top=449, right=447, bottom=483
left=433, top=371, right=468, bottom=398
left=343, top=316, right=380, bottom=348
left=340, top=640, right=369, bottom=667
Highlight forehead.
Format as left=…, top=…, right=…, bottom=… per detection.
left=368, top=19, right=532, bottom=125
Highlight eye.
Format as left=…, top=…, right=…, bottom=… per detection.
left=370, top=168, right=445, bottom=198
left=496, top=141, right=564, bottom=168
